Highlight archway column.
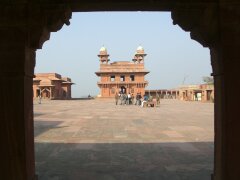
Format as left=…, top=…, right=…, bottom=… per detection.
left=0, top=29, right=36, bottom=179
left=0, top=3, right=72, bottom=179
left=214, top=3, right=240, bottom=179
left=210, top=47, right=225, bottom=180
left=171, top=4, right=232, bottom=179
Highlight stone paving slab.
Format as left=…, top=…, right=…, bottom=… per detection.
left=34, top=99, right=214, bottom=180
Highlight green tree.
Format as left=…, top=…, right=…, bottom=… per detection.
left=202, top=76, right=214, bottom=84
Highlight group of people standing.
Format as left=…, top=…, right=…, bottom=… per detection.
left=115, top=92, right=134, bottom=105
left=115, top=92, right=160, bottom=107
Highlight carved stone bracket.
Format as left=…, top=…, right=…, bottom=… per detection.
left=171, top=4, right=219, bottom=48
left=0, top=4, right=72, bottom=49
left=171, top=4, right=220, bottom=76
left=27, top=4, right=72, bottom=49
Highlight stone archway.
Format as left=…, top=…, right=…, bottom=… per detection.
left=120, top=86, right=127, bottom=94
left=0, top=1, right=240, bottom=180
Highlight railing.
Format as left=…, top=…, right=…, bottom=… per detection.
left=97, top=81, right=148, bottom=85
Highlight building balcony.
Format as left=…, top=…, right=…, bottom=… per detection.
left=97, top=81, right=148, bottom=85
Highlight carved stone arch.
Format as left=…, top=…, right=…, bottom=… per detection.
left=171, top=3, right=220, bottom=75
left=171, top=5, right=219, bottom=47
left=30, top=4, right=223, bottom=180
left=171, top=11, right=225, bottom=169
left=2, top=1, right=240, bottom=180
left=171, top=5, right=224, bottom=180
left=29, top=3, right=222, bottom=75
left=31, top=6, right=223, bottom=180
left=27, top=4, right=72, bottom=49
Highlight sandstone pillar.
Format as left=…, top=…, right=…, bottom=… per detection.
left=211, top=46, right=225, bottom=180
left=0, top=29, right=36, bottom=179
left=171, top=3, right=240, bottom=178
left=213, top=3, right=240, bottom=179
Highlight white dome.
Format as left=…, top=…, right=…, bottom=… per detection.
left=137, top=45, right=144, bottom=51
left=100, top=46, right=107, bottom=52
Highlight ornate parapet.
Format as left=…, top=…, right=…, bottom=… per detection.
left=0, top=3, right=72, bottom=49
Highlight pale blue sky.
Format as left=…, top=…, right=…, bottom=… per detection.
left=36, top=12, right=211, bottom=98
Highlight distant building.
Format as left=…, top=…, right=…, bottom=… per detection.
left=146, top=89, right=179, bottom=99
left=147, top=84, right=214, bottom=102
left=178, top=84, right=214, bottom=102
left=33, top=73, right=74, bottom=99
left=95, top=46, right=149, bottom=97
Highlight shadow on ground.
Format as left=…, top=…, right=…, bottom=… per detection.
left=35, top=142, right=213, bottom=180
left=34, top=121, right=63, bottom=137
left=34, top=99, right=214, bottom=180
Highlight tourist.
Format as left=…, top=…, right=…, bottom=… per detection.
left=127, top=93, right=131, bottom=105
left=120, top=92, right=124, bottom=105
left=138, top=93, right=142, bottom=105
left=156, top=93, right=160, bottom=105
left=141, top=94, right=148, bottom=107
left=131, top=93, right=134, bottom=105
left=38, top=95, right=42, bottom=104
left=148, top=95, right=153, bottom=102
left=135, top=93, right=142, bottom=106
left=123, top=93, right=128, bottom=105
left=115, top=92, right=119, bottom=105
left=135, top=93, right=139, bottom=105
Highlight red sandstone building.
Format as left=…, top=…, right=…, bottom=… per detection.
left=147, top=83, right=214, bottom=102
left=177, top=84, right=214, bottom=102
left=33, top=73, right=74, bottom=99
left=95, top=46, right=149, bottom=97
left=147, top=89, right=179, bottom=99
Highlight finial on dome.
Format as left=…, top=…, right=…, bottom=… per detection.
left=137, top=44, right=144, bottom=51
left=136, top=45, right=145, bottom=55
left=133, top=45, right=147, bottom=63
left=99, top=45, right=107, bottom=52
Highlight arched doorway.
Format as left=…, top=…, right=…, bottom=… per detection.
left=41, top=89, right=50, bottom=98
left=2, top=1, right=239, bottom=180
left=120, top=86, right=126, bottom=94
left=35, top=12, right=213, bottom=179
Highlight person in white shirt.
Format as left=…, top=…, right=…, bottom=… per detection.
left=127, top=93, right=131, bottom=105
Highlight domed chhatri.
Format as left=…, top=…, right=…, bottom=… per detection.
left=98, top=46, right=110, bottom=64
left=133, top=45, right=147, bottom=64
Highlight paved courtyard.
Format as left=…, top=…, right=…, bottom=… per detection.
left=34, top=99, right=214, bottom=180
